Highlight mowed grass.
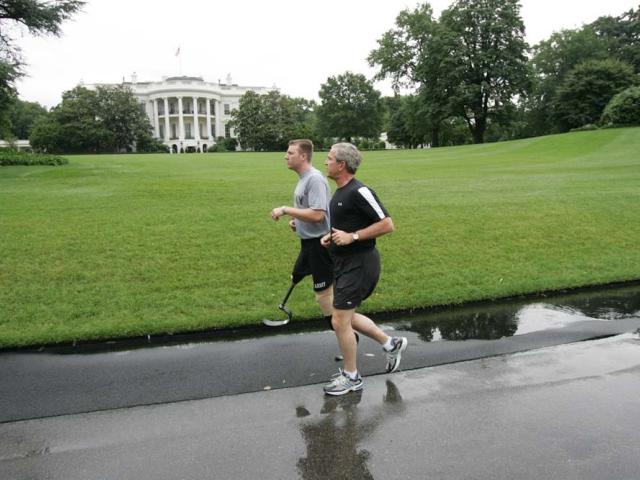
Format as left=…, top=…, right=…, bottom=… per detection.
left=1, top=127, right=639, bottom=347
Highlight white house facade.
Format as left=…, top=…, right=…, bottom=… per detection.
left=94, top=74, right=272, bottom=153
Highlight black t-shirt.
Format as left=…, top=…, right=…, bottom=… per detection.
left=329, top=177, right=390, bottom=256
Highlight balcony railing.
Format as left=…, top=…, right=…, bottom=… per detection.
left=160, top=110, right=216, bottom=117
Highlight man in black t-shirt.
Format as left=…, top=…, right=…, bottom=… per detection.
left=320, top=143, right=408, bottom=396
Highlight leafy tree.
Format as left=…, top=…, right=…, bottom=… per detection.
left=95, top=85, right=153, bottom=152
left=369, top=0, right=530, bottom=145
left=532, top=28, right=608, bottom=86
left=30, top=85, right=154, bottom=153
left=231, top=90, right=319, bottom=151
left=136, top=135, right=168, bottom=153
left=439, top=117, right=473, bottom=146
left=210, top=136, right=232, bottom=152
left=29, top=112, right=62, bottom=152
left=368, top=4, right=452, bottom=146
left=553, top=59, right=637, bottom=130
left=31, top=86, right=109, bottom=153
left=6, top=98, right=47, bottom=138
left=528, top=28, right=609, bottom=135
left=590, top=7, right=640, bottom=73
left=285, top=97, right=322, bottom=146
left=385, top=95, right=432, bottom=148
left=0, top=1, right=84, bottom=129
left=0, top=61, right=18, bottom=135
left=368, top=3, right=439, bottom=92
left=601, top=86, right=640, bottom=125
left=527, top=7, right=639, bottom=135
left=230, top=91, right=261, bottom=149
left=439, top=0, right=531, bottom=143
left=385, top=96, right=413, bottom=148
left=316, top=72, right=383, bottom=142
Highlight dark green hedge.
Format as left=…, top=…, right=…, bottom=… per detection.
left=0, top=150, right=68, bottom=166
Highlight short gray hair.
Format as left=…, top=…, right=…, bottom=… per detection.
left=331, top=142, right=362, bottom=174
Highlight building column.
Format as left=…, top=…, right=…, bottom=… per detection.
left=193, top=97, right=200, bottom=146
left=215, top=101, right=222, bottom=140
left=152, top=99, right=160, bottom=138
left=163, top=97, right=170, bottom=142
left=206, top=98, right=212, bottom=142
left=177, top=97, right=185, bottom=147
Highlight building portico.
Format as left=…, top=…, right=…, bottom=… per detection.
left=98, top=74, right=272, bottom=152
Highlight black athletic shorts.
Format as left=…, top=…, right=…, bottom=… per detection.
left=332, top=248, right=380, bottom=310
left=292, top=237, right=333, bottom=291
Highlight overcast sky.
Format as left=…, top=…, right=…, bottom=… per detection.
left=14, top=0, right=639, bottom=108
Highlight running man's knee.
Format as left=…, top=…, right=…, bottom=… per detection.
left=331, top=308, right=354, bottom=332
left=315, top=286, right=333, bottom=317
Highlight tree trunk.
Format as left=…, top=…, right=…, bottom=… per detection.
left=472, top=117, right=486, bottom=144
left=431, top=126, right=440, bottom=148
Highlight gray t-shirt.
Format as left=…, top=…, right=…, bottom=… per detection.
left=293, top=166, right=331, bottom=239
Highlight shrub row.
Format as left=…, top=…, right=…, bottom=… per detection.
left=0, top=150, right=68, bottom=166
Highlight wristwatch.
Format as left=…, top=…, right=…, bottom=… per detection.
left=351, top=232, right=359, bottom=242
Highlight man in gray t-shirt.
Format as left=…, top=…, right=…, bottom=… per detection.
left=271, top=139, right=334, bottom=320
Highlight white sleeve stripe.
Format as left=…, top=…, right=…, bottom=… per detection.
left=357, top=187, right=385, bottom=219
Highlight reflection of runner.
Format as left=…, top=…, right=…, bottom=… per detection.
left=321, top=143, right=407, bottom=395
left=296, top=380, right=405, bottom=479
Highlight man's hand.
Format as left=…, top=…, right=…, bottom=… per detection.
left=289, top=219, right=296, bottom=232
left=270, top=206, right=287, bottom=221
left=320, top=232, right=332, bottom=248
left=330, top=228, right=355, bottom=246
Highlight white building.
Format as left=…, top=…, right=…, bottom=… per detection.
left=95, top=74, right=273, bottom=153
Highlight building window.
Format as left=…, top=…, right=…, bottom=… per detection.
left=159, top=125, right=165, bottom=139
left=225, top=124, right=231, bottom=138
left=171, top=124, right=177, bottom=139
left=211, top=125, right=215, bottom=138
left=185, top=123, right=192, bottom=139
left=224, top=104, right=230, bottom=115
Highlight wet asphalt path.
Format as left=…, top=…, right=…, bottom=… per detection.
left=2, top=316, right=640, bottom=423
left=2, top=334, right=640, bottom=480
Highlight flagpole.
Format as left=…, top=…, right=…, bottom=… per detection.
left=175, top=46, right=181, bottom=76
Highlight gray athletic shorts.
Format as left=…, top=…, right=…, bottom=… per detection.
left=332, top=248, right=380, bottom=310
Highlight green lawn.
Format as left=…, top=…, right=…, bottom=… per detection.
left=1, top=128, right=639, bottom=347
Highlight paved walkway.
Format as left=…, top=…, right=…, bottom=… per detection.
left=1, top=333, right=639, bottom=479
left=2, top=317, right=640, bottom=422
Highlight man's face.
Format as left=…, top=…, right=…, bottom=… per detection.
left=325, top=148, right=341, bottom=180
left=285, top=145, right=305, bottom=171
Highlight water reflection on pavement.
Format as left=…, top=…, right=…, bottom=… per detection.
left=296, top=381, right=406, bottom=480
left=384, top=283, right=640, bottom=343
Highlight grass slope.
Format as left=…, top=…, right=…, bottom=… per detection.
left=1, top=128, right=639, bottom=347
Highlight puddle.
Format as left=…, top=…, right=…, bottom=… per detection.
left=381, top=283, right=640, bottom=342
left=24, top=282, right=640, bottom=354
